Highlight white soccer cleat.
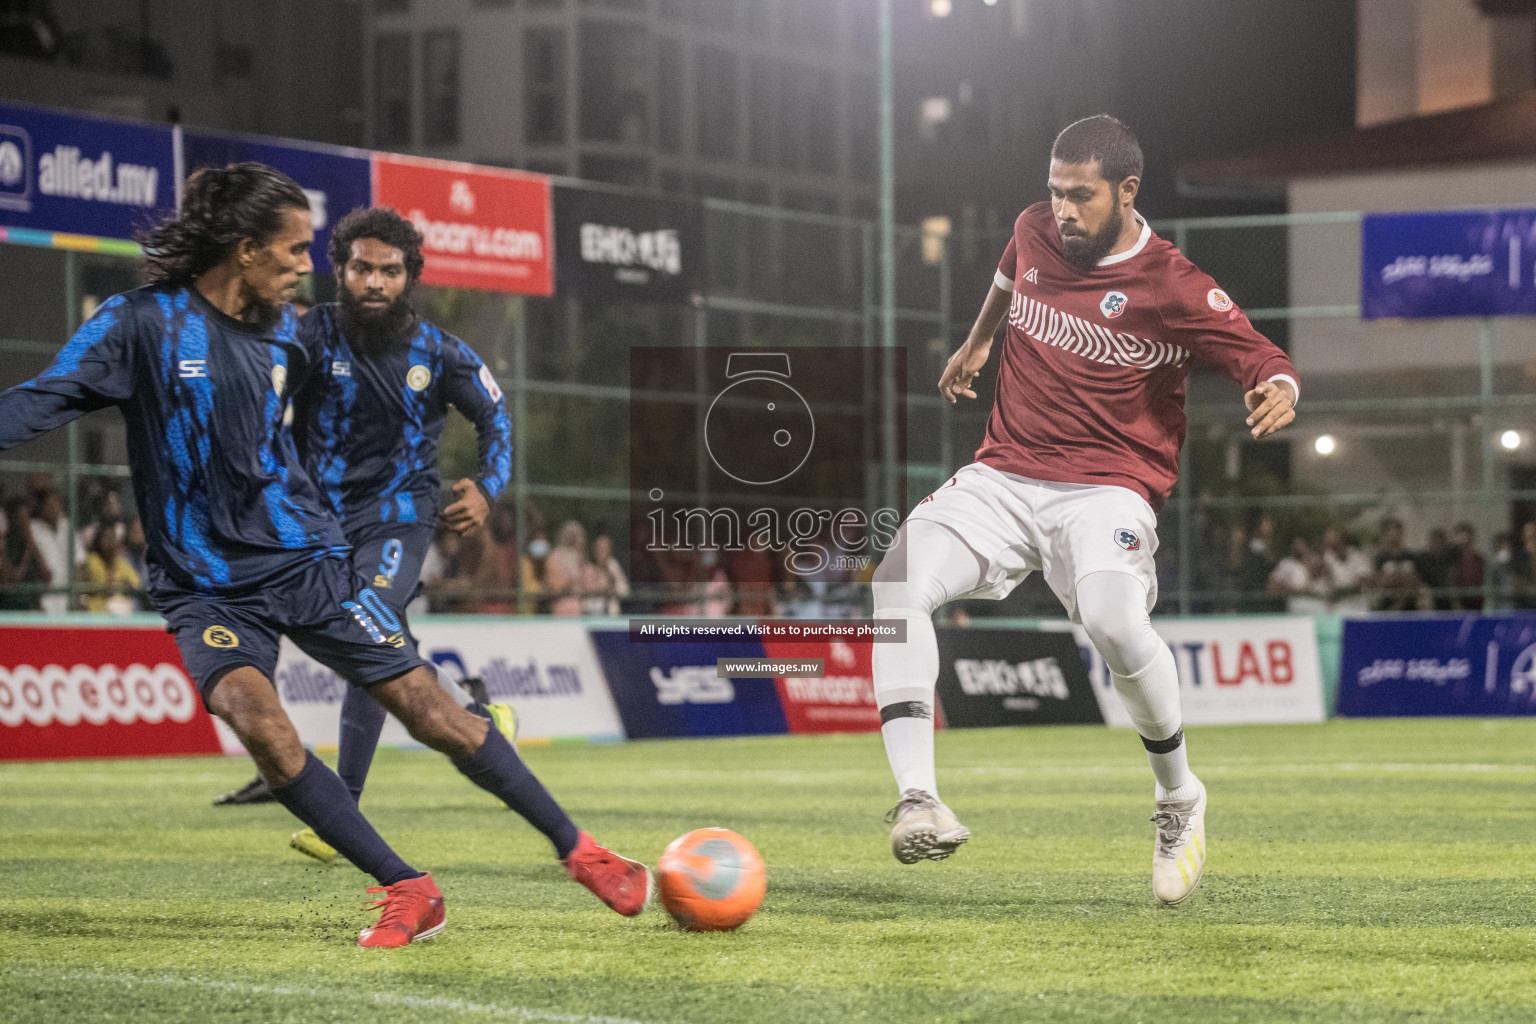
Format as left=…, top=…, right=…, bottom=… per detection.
left=885, top=788, right=971, bottom=864
left=1151, top=779, right=1207, bottom=905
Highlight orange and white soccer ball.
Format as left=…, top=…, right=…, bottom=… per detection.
left=656, top=828, right=766, bottom=931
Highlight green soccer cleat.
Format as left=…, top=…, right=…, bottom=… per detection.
left=290, top=827, right=339, bottom=865
left=485, top=702, right=519, bottom=748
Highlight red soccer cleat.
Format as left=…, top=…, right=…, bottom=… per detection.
left=562, top=832, right=652, bottom=917
left=358, top=873, right=446, bottom=948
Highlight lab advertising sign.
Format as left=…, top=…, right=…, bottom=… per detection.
left=371, top=153, right=553, bottom=295
left=1361, top=209, right=1536, bottom=319
left=553, top=185, right=703, bottom=302
left=181, top=130, right=371, bottom=273
left=0, top=101, right=174, bottom=242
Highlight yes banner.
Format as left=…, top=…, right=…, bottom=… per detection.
left=553, top=185, right=703, bottom=302
left=0, top=625, right=222, bottom=760
left=182, top=129, right=371, bottom=274
left=934, top=627, right=1102, bottom=727
left=1338, top=614, right=1536, bottom=717
left=589, top=631, right=788, bottom=739
left=1076, top=616, right=1326, bottom=726
left=372, top=153, right=553, bottom=295
left=0, top=101, right=174, bottom=242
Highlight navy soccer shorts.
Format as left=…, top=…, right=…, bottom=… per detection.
left=346, top=519, right=437, bottom=619
left=157, top=555, right=427, bottom=702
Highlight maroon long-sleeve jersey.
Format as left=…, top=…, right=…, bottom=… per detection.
left=977, top=202, right=1299, bottom=512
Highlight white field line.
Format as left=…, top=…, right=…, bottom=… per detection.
left=962, top=762, right=1536, bottom=777
left=5, top=969, right=656, bottom=1024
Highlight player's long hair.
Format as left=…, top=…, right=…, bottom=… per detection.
left=138, top=163, right=310, bottom=286
left=328, top=206, right=426, bottom=283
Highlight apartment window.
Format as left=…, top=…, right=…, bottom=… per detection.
left=373, top=33, right=412, bottom=146
left=656, top=37, right=683, bottom=152
left=580, top=155, right=650, bottom=186
left=525, top=28, right=567, bottom=144
left=695, top=45, right=738, bottom=160
left=422, top=30, right=461, bottom=146
left=782, top=0, right=834, bottom=48
left=746, top=0, right=773, bottom=38
left=374, top=0, right=409, bottom=11
left=473, top=0, right=514, bottom=7
left=775, top=61, right=800, bottom=170
left=693, top=0, right=736, bottom=29
left=748, top=55, right=774, bottom=166
left=580, top=20, right=649, bottom=144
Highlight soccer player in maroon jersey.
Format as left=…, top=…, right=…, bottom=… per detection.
left=874, top=115, right=1297, bottom=904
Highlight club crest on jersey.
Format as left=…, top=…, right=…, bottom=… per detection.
left=271, top=364, right=287, bottom=395
left=1207, top=288, right=1234, bottom=312
left=1113, top=528, right=1141, bottom=551
left=1023, top=267, right=1039, bottom=284
left=1099, top=291, right=1128, bottom=319
left=478, top=363, right=503, bottom=402
left=407, top=364, right=432, bottom=391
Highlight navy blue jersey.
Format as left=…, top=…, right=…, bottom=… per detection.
left=0, top=284, right=348, bottom=597
left=292, top=303, right=511, bottom=529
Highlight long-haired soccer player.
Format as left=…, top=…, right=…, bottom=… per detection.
left=218, top=205, right=523, bottom=864
left=0, top=164, right=649, bottom=945
left=875, top=116, right=1298, bottom=904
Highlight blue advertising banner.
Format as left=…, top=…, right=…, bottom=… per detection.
left=180, top=130, right=372, bottom=272
left=1361, top=209, right=1536, bottom=319
left=0, top=101, right=174, bottom=242
left=1338, top=615, right=1536, bottom=716
left=589, top=631, right=789, bottom=739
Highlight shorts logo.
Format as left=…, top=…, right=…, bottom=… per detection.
left=203, top=625, right=240, bottom=649
left=407, top=364, right=432, bottom=392
left=271, top=364, right=287, bottom=395
left=1099, top=291, right=1128, bottom=319
left=373, top=574, right=393, bottom=589
left=1207, top=288, right=1234, bottom=312
left=1114, top=528, right=1141, bottom=551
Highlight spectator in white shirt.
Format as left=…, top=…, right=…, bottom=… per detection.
left=1268, top=536, right=1333, bottom=615
left=29, top=484, right=69, bottom=614
left=1322, top=525, right=1373, bottom=613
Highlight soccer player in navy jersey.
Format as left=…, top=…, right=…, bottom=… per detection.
left=875, top=116, right=1299, bottom=904
left=276, top=205, right=520, bottom=863
left=0, top=164, right=648, bottom=946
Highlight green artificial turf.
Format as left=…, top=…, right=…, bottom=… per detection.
left=2, top=718, right=1535, bottom=1023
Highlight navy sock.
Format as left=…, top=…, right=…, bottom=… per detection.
left=337, top=687, right=389, bottom=803
left=453, top=708, right=580, bottom=859
left=270, top=751, right=420, bottom=886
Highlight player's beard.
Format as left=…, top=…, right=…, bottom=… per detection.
left=338, top=288, right=416, bottom=354
left=1057, top=205, right=1124, bottom=273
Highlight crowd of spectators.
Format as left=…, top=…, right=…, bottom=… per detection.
left=1182, top=512, right=1536, bottom=614
left=0, top=476, right=145, bottom=613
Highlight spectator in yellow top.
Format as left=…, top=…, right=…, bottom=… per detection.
left=82, top=521, right=140, bottom=614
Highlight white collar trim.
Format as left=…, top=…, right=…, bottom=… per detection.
left=1096, top=214, right=1151, bottom=267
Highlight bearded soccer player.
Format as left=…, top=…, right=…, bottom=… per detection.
left=874, top=116, right=1298, bottom=904
left=0, top=164, right=649, bottom=945
left=218, top=206, right=521, bottom=864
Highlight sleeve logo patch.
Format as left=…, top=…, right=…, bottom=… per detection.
left=203, top=625, right=240, bottom=649
left=1099, top=291, right=1128, bottom=319
left=407, top=364, right=432, bottom=391
left=1113, top=528, right=1141, bottom=551
left=271, top=364, right=287, bottom=396
left=1207, top=288, right=1234, bottom=312
left=478, top=363, right=503, bottom=402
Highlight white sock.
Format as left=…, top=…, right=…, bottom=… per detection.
left=873, top=609, right=940, bottom=799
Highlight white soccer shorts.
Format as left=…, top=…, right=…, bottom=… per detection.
left=903, top=461, right=1159, bottom=621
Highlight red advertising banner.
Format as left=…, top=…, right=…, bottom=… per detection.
left=761, top=634, right=883, bottom=734
left=371, top=153, right=554, bottom=295
left=0, top=626, right=223, bottom=760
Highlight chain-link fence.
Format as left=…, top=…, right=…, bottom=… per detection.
left=1, top=203, right=1532, bottom=617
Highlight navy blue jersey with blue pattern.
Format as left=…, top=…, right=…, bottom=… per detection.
left=0, top=284, right=347, bottom=598
left=292, top=303, right=511, bottom=529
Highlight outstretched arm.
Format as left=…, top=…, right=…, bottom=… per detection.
left=0, top=296, right=135, bottom=451
left=1244, top=378, right=1296, bottom=439
left=939, top=283, right=1011, bottom=403
left=442, top=338, right=512, bottom=534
